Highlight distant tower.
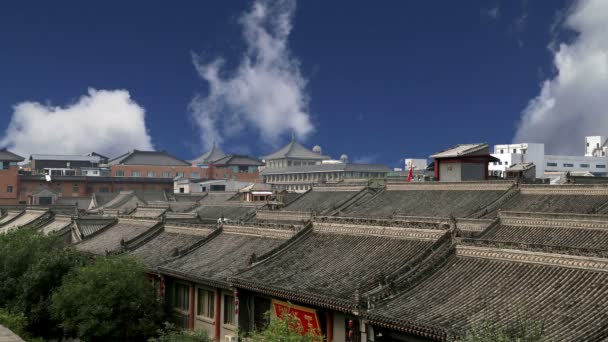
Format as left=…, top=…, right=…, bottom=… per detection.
left=313, top=145, right=322, bottom=155
left=340, top=154, right=349, bottom=163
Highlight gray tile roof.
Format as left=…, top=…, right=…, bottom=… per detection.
left=0, top=149, right=24, bottom=162
left=30, top=154, right=101, bottom=163
left=233, top=224, right=439, bottom=308
left=55, top=197, right=92, bottom=210
left=506, top=162, right=535, bottom=172
left=196, top=205, right=256, bottom=221
left=344, top=189, right=506, bottom=218
left=366, top=243, right=608, bottom=341
left=76, top=218, right=160, bottom=255
left=430, top=143, right=488, bottom=159
left=131, top=225, right=215, bottom=268
left=159, top=225, right=294, bottom=287
left=262, top=139, right=330, bottom=161
left=260, top=163, right=391, bottom=175
left=190, top=144, right=226, bottom=164
left=109, top=150, right=190, bottom=166
left=285, top=190, right=363, bottom=214
left=212, top=155, right=264, bottom=167
left=0, top=209, right=49, bottom=233
left=484, top=190, right=608, bottom=218
left=483, top=215, right=608, bottom=250
left=40, top=215, right=73, bottom=235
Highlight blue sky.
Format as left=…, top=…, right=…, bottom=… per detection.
left=0, top=0, right=587, bottom=167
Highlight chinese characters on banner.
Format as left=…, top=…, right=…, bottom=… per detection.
left=272, top=299, right=321, bottom=336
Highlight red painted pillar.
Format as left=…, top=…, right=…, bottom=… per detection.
left=209, top=162, right=214, bottom=180
left=214, top=288, right=221, bottom=341
left=434, top=159, right=440, bottom=181
left=189, top=285, right=195, bottom=331
left=326, top=311, right=334, bottom=342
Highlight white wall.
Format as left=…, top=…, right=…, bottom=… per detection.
left=490, top=143, right=545, bottom=178
left=490, top=142, right=608, bottom=179
left=545, top=154, right=608, bottom=174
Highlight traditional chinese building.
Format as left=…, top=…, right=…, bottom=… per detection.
left=431, top=143, right=497, bottom=182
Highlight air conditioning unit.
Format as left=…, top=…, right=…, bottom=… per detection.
left=225, top=335, right=237, bottom=342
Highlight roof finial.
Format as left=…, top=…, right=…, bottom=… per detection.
left=291, top=131, right=296, bottom=143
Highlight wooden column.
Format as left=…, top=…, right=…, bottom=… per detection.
left=434, top=159, right=440, bottom=181
left=214, top=288, right=221, bottom=341
left=326, top=311, right=334, bottom=342
left=188, top=285, right=195, bottom=331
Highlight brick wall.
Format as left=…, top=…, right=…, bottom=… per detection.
left=0, top=166, right=19, bottom=204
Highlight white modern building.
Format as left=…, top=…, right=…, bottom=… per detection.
left=585, top=136, right=608, bottom=157
left=489, top=137, right=608, bottom=179
left=405, top=158, right=428, bottom=171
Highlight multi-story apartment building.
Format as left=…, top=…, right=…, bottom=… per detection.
left=490, top=137, right=608, bottom=179
left=0, top=149, right=24, bottom=205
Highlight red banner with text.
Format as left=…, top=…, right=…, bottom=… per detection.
left=272, top=299, right=321, bottom=336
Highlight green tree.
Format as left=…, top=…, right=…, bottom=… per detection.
left=51, top=256, right=165, bottom=341
left=0, top=229, right=85, bottom=338
left=248, top=311, right=321, bottom=342
left=148, top=322, right=213, bottom=342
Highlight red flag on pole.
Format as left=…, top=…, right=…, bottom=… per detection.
left=407, top=163, right=413, bottom=183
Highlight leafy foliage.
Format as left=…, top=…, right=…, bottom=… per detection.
left=0, top=307, right=44, bottom=342
left=148, top=322, right=213, bottom=342
left=0, top=229, right=85, bottom=338
left=248, top=311, right=321, bottom=342
left=51, top=255, right=165, bottom=341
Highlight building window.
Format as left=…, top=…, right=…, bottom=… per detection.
left=131, top=171, right=141, bottom=177
left=513, top=149, right=516, bottom=153
left=546, top=162, right=557, bottom=167
left=72, top=184, right=79, bottom=193
left=197, top=289, right=215, bottom=319
left=597, top=165, right=606, bottom=168
left=580, top=164, right=590, bottom=168
left=148, top=171, right=156, bottom=177
left=162, top=171, right=171, bottom=178
left=100, top=187, right=109, bottom=193
left=6, top=186, right=13, bottom=193
left=191, top=172, right=200, bottom=178
left=173, top=283, right=190, bottom=312
left=500, top=149, right=504, bottom=154
left=224, top=295, right=235, bottom=325
left=587, top=142, right=590, bottom=147
left=563, top=163, right=574, bottom=167
left=177, top=172, right=184, bottom=178
left=116, top=170, right=125, bottom=177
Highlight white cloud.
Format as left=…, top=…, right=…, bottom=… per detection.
left=190, top=0, right=314, bottom=151
left=514, top=0, right=608, bottom=154
left=0, top=88, right=154, bottom=158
